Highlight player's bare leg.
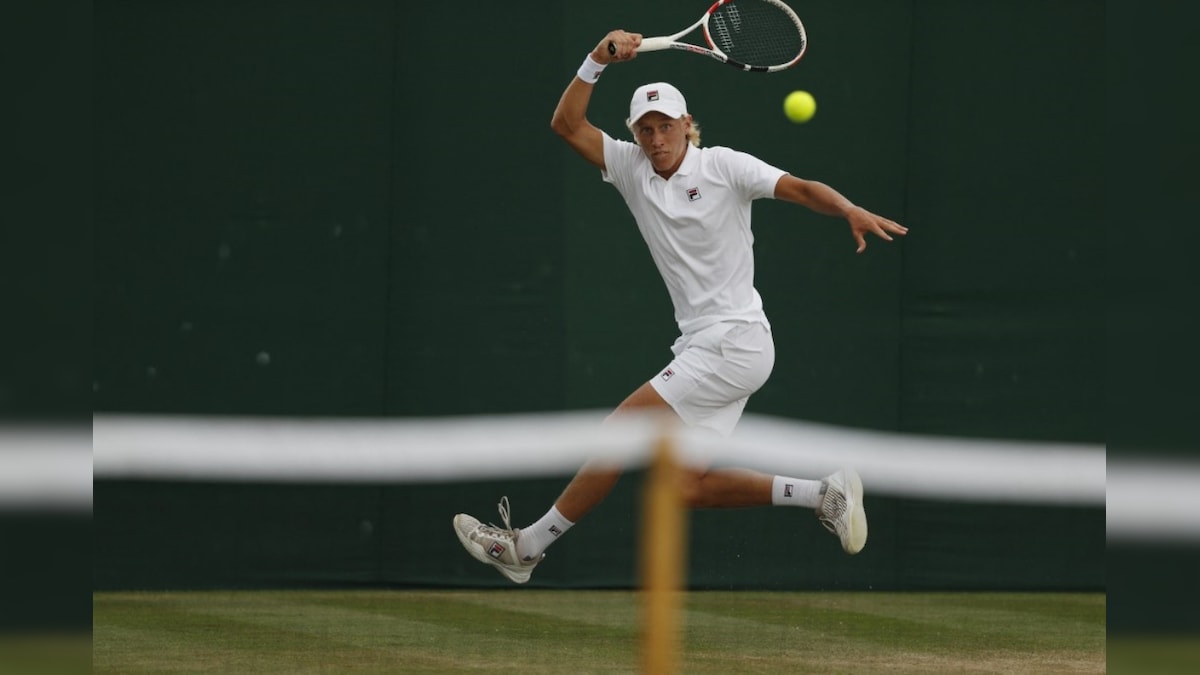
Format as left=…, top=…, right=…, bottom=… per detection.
left=554, top=382, right=673, bottom=522
left=681, top=467, right=772, bottom=508
left=451, top=383, right=670, bottom=583
left=452, top=385, right=867, bottom=583
left=556, top=384, right=775, bottom=513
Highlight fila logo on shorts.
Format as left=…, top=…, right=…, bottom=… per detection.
left=686, top=187, right=701, bottom=201
left=661, top=368, right=674, bottom=381
left=488, top=542, right=506, bottom=559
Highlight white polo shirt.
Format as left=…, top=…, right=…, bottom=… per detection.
left=601, top=132, right=787, bottom=336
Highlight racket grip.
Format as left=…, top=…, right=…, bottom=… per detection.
left=636, top=37, right=674, bottom=52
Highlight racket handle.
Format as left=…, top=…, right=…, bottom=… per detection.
left=610, top=36, right=671, bottom=54
left=636, top=37, right=674, bottom=52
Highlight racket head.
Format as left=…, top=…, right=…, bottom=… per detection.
left=702, top=0, right=808, bottom=72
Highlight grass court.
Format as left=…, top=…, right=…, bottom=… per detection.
left=93, top=589, right=1105, bottom=673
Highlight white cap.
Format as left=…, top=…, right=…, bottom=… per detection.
left=626, top=82, right=688, bottom=129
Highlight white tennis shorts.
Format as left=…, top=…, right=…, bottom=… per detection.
left=648, top=321, right=775, bottom=437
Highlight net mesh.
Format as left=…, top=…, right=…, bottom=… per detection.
left=707, top=0, right=806, bottom=68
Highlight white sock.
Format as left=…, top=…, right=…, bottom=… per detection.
left=516, top=506, right=574, bottom=562
left=771, top=475, right=824, bottom=509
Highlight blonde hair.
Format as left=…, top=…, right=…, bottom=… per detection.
left=686, top=118, right=702, bottom=147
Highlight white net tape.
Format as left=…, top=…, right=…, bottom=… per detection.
left=89, top=412, right=1104, bottom=503
left=0, top=424, right=92, bottom=510
left=8, top=412, right=1191, bottom=542
left=1106, top=459, right=1200, bottom=543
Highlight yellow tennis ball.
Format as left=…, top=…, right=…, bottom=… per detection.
left=784, top=90, right=816, bottom=123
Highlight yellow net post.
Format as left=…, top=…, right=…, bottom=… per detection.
left=639, top=433, right=688, bottom=675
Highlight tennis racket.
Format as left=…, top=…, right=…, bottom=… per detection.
left=608, top=0, right=807, bottom=73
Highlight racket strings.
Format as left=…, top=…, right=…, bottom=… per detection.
left=708, top=0, right=805, bottom=68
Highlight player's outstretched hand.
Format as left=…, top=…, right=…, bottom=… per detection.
left=595, top=30, right=642, bottom=64
left=848, top=207, right=908, bottom=253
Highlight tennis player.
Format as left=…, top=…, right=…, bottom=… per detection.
left=453, top=30, right=907, bottom=583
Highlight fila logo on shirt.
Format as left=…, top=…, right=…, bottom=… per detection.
left=686, top=187, right=701, bottom=202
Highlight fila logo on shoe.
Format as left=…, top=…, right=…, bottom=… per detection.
left=488, top=542, right=506, bottom=559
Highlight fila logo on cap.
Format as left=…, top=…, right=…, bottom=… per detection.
left=647, top=90, right=660, bottom=102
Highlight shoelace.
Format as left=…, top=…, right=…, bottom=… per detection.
left=818, top=484, right=847, bottom=534
left=497, top=495, right=514, bottom=531
left=476, top=496, right=518, bottom=541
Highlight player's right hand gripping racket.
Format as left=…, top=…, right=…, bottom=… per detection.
left=608, top=0, right=807, bottom=73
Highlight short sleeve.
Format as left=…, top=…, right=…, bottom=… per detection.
left=709, top=146, right=787, bottom=201
left=601, top=131, right=643, bottom=195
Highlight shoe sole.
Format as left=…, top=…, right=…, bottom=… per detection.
left=841, top=468, right=868, bottom=555
left=452, top=514, right=533, bottom=584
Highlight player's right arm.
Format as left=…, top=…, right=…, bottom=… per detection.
left=550, top=30, right=642, bottom=170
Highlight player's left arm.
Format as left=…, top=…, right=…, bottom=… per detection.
left=774, top=174, right=908, bottom=253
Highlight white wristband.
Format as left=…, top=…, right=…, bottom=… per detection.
left=577, top=53, right=606, bottom=83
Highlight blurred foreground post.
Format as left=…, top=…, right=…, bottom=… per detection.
left=640, top=434, right=688, bottom=674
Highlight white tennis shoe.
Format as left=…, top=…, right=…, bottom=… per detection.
left=818, top=468, right=868, bottom=555
left=453, top=496, right=543, bottom=584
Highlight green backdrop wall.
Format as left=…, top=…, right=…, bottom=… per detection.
left=94, top=0, right=1104, bottom=591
